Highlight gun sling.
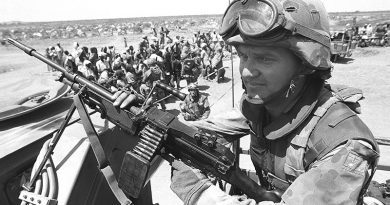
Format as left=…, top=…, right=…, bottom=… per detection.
left=73, top=93, right=133, bottom=205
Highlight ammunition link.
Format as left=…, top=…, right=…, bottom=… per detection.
left=133, top=125, right=165, bottom=161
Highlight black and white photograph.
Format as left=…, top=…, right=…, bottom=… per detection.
left=1, top=0, right=390, bottom=204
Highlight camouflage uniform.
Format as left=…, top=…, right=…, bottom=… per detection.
left=190, top=81, right=379, bottom=205
left=180, top=92, right=210, bottom=121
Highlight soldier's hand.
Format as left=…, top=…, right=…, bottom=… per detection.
left=113, top=90, right=140, bottom=109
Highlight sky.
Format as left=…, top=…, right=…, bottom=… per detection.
left=1, top=0, right=390, bottom=22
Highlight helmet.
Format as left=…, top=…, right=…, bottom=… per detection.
left=220, top=0, right=332, bottom=70
left=188, top=83, right=198, bottom=91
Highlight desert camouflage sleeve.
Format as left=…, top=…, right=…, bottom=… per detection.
left=193, top=139, right=377, bottom=205
left=188, top=108, right=250, bottom=141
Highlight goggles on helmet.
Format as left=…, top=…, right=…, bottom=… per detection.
left=219, top=0, right=330, bottom=48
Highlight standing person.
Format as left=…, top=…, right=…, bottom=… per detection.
left=179, top=83, right=210, bottom=121
left=113, top=0, right=379, bottom=204
left=45, top=47, right=52, bottom=72
left=96, top=53, right=108, bottom=76
left=49, top=46, right=58, bottom=72
left=200, top=43, right=210, bottom=80
left=163, top=46, right=175, bottom=87
left=139, top=36, right=149, bottom=50
left=63, top=51, right=76, bottom=73
left=126, top=45, right=135, bottom=63
left=159, top=27, right=166, bottom=48
left=108, top=46, right=116, bottom=68
left=171, top=42, right=182, bottom=89
left=55, top=42, right=64, bottom=66
left=89, top=47, right=99, bottom=77
left=211, top=30, right=219, bottom=43
left=71, top=42, right=80, bottom=59
left=210, top=45, right=224, bottom=83
left=181, top=52, right=198, bottom=85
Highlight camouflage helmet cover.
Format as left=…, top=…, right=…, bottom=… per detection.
left=222, top=0, right=332, bottom=70
left=188, top=83, right=199, bottom=91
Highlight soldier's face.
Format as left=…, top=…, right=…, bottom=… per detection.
left=236, top=45, right=302, bottom=104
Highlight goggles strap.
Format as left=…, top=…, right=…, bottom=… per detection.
left=284, top=20, right=330, bottom=48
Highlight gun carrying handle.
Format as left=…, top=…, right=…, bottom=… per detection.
left=155, top=82, right=186, bottom=101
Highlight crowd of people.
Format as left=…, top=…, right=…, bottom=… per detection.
left=45, top=29, right=227, bottom=120
left=335, top=23, right=390, bottom=47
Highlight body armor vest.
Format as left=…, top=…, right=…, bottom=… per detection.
left=242, top=84, right=379, bottom=193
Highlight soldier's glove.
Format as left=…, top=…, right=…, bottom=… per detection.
left=170, top=160, right=212, bottom=205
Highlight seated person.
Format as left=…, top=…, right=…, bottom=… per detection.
left=179, top=84, right=210, bottom=121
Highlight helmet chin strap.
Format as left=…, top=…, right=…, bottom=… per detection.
left=244, top=94, right=265, bottom=105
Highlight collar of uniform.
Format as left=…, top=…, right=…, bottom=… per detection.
left=263, top=78, right=324, bottom=140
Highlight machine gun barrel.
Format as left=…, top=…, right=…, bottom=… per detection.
left=8, top=38, right=115, bottom=101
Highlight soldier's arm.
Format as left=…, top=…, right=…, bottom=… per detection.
left=200, top=97, right=210, bottom=120
left=280, top=139, right=378, bottom=205
left=187, top=108, right=250, bottom=141
left=192, top=139, right=377, bottom=205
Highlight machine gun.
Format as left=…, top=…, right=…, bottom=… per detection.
left=8, top=38, right=281, bottom=204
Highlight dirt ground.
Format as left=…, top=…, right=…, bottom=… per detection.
left=1, top=39, right=390, bottom=204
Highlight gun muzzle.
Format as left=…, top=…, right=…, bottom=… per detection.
left=7, top=38, right=36, bottom=56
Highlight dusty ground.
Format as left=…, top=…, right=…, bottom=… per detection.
left=1, top=39, right=390, bottom=204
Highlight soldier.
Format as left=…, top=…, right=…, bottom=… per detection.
left=179, top=83, right=210, bottom=121
left=113, top=0, right=379, bottom=204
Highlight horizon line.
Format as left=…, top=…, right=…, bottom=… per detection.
left=2, top=9, right=390, bottom=24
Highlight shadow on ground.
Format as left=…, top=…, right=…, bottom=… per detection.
left=197, top=85, right=210, bottom=91
left=217, top=77, right=232, bottom=84
left=334, top=57, right=355, bottom=64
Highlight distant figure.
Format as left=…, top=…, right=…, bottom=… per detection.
left=79, top=60, right=96, bottom=80
left=124, top=37, right=128, bottom=48
left=181, top=53, right=199, bottom=85
left=55, top=42, right=64, bottom=66
left=139, top=36, right=149, bottom=50
left=200, top=43, right=210, bottom=80
left=49, top=46, right=58, bottom=71
left=210, top=45, right=224, bottom=82
left=45, top=47, right=52, bottom=72
left=63, top=51, right=76, bottom=73
left=171, top=42, right=182, bottom=88
left=179, top=83, right=210, bottom=121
